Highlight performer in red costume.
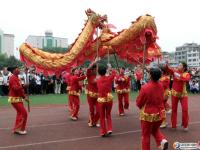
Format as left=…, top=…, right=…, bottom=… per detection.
left=63, top=71, right=72, bottom=112
left=96, top=64, right=116, bottom=137
left=134, top=66, right=143, bottom=91
left=115, top=67, right=130, bottom=116
left=136, top=67, right=168, bottom=150
left=68, top=68, right=86, bottom=121
left=159, top=66, right=171, bottom=128
left=8, top=66, right=29, bottom=135
left=86, top=62, right=99, bottom=127
left=165, top=62, right=190, bottom=131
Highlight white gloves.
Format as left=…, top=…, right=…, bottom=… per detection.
left=174, top=72, right=180, bottom=78
left=95, top=57, right=101, bottom=62
left=107, top=63, right=112, bottom=68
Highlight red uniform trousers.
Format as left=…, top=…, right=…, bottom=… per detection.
left=117, top=93, right=129, bottom=114
left=68, top=95, right=80, bottom=118
left=171, top=96, right=189, bottom=128
left=87, top=95, right=99, bottom=125
left=12, top=102, right=28, bottom=132
left=98, top=101, right=113, bottom=135
left=141, top=120, right=165, bottom=150
left=68, top=94, right=73, bottom=115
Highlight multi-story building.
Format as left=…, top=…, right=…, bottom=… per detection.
left=150, top=51, right=178, bottom=68
left=25, top=30, right=68, bottom=50
left=162, top=51, right=178, bottom=67
left=0, top=28, right=15, bottom=56
left=175, top=43, right=200, bottom=67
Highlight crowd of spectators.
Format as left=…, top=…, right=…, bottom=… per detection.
left=0, top=66, right=200, bottom=97
left=188, top=67, right=200, bottom=93
left=0, top=67, right=67, bottom=96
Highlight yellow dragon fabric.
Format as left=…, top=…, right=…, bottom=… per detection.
left=19, top=11, right=161, bottom=74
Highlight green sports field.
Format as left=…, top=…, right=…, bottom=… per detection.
left=0, top=92, right=138, bottom=107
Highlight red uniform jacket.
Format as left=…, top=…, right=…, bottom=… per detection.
left=8, top=74, right=25, bottom=103
left=69, top=75, right=86, bottom=92
left=96, top=71, right=116, bottom=98
left=135, top=71, right=142, bottom=81
left=166, top=65, right=190, bottom=97
left=115, top=74, right=130, bottom=89
left=86, top=69, right=97, bottom=93
left=136, top=81, right=165, bottom=122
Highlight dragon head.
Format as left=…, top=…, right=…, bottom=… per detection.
left=85, top=8, right=107, bottom=28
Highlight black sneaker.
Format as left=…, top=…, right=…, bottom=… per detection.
left=101, top=134, right=106, bottom=137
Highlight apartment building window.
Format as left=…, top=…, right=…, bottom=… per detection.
left=188, top=59, right=191, bottom=62
left=193, top=59, right=196, bottom=61
left=193, top=54, right=196, bottom=57
left=188, top=54, right=192, bottom=57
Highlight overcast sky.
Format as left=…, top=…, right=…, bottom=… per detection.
left=1, top=0, right=200, bottom=57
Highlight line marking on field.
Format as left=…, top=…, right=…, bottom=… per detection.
left=0, top=121, right=200, bottom=149
left=0, top=130, right=141, bottom=149
left=1, top=108, right=200, bottom=130
left=0, top=115, right=138, bottom=130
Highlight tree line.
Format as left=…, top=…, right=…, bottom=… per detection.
left=0, top=54, right=23, bottom=69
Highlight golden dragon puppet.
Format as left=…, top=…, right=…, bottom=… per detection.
left=19, top=10, right=161, bottom=75
left=19, top=9, right=107, bottom=75
left=80, top=14, right=161, bottom=65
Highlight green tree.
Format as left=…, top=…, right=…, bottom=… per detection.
left=0, top=54, right=7, bottom=69
left=6, top=56, right=23, bottom=67
left=0, top=54, right=23, bottom=69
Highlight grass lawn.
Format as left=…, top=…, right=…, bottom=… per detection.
left=0, top=92, right=138, bottom=107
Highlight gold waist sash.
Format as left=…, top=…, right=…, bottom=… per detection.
left=97, top=93, right=113, bottom=103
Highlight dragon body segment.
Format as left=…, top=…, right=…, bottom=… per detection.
left=19, top=11, right=161, bottom=74
left=20, top=9, right=107, bottom=74
left=83, top=15, right=161, bottom=64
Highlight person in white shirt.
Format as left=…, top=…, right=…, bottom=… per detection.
left=35, top=73, right=42, bottom=94
left=2, top=67, right=11, bottom=95
left=54, top=75, right=61, bottom=94
left=190, top=80, right=199, bottom=94
left=0, top=72, right=4, bottom=96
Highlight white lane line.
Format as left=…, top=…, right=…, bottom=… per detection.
left=0, top=121, right=200, bottom=149
left=1, top=111, right=200, bottom=130
left=0, top=115, right=138, bottom=130
left=0, top=130, right=141, bottom=149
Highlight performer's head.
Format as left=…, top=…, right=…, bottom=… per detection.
left=160, top=65, right=167, bottom=75
left=7, top=66, right=20, bottom=76
left=98, top=64, right=107, bottom=76
left=120, top=67, right=125, bottom=74
left=149, top=67, right=161, bottom=82
left=91, top=64, right=97, bottom=70
left=71, top=67, right=79, bottom=75
left=24, top=67, right=29, bottom=73
left=178, top=61, right=187, bottom=72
